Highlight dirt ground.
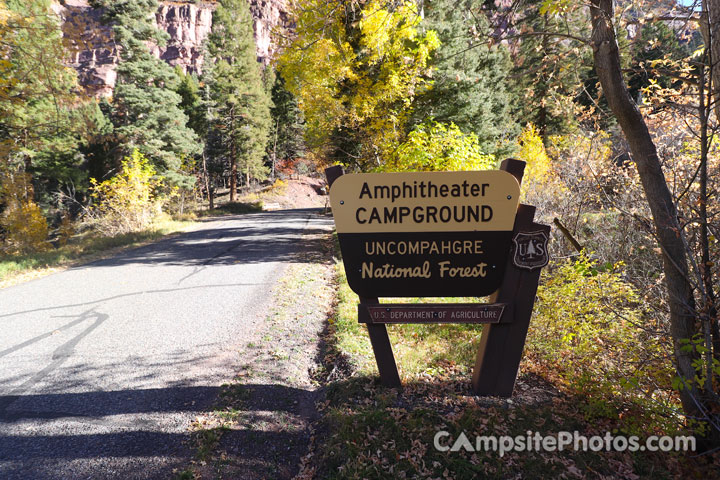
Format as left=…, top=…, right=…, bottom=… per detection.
left=235, top=176, right=328, bottom=211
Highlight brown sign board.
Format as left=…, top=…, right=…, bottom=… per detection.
left=360, top=303, right=506, bottom=324
left=329, top=171, right=521, bottom=298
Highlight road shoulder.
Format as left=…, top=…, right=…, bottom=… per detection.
left=178, top=214, right=336, bottom=479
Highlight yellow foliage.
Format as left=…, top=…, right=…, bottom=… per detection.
left=0, top=171, right=49, bottom=254
left=272, top=178, right=288, bottom=192
left=57, top=213, right=75, bottom=247
left=515, top=124, right=568, bottom=205
left=90, top=150, right=163, bottom=235
left=383, top=122, right=495, bottom=172
left=0, top=1, right=15, bottom=102
left=0, top=1, right=9, bottom=25
left=529, top=254, right=679, bottom=433
left=517, top=124, right=553, bottom=186
left=278, top=0, right=439, bottom=168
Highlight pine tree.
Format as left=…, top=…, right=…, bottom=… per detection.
left=507, top=5, right=591, bottom=142
left=175, top=67, right=207, bottom=138
left=91, top=0, right=200, bottom=188
left=268, top=74, right=306, bottom=178
left=207, top=0, right=271, bottom=201
left=627, top=21, right=691, bottom=103
left=0, top=0, right=81, bottom=175
left=411, top=0, right=518, bottom=158
left=0, top=0, right=93, bottom=217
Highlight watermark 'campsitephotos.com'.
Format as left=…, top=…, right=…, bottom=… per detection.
left=434, top=431, right=696, bottom=457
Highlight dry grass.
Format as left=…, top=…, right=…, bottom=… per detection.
left=0, top=216, right=196, bottom=288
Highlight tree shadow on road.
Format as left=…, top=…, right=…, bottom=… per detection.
left=0, top=382, right=315, bottom=479
left=84, top=209, right=334, bottom=269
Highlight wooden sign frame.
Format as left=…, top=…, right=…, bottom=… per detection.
left=326, top=159, right=551, bottom=397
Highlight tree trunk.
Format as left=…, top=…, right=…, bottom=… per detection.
left=706, top=0, right=720, bottom=118
left=230, top=111, right=237, bottom=203
left=272, top=118, right=279, bottom=181
left=230, top=148, right=237, bottom=203
left=202, top=151, right=214, bottom=210
left=702, top=0, right=720, bottom=371
left=589, top=0, right=700, bottom=417
left=538, top=13, right=550, bottom=145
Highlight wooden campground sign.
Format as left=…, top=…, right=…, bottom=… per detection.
left=330, top=171, right=520, bottom=298
left=326, top=159, right=551, bottom=397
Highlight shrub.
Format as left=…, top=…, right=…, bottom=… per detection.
left=56, top=213, right=75, bottom=247
left=382, top=121, right=496, bottom=172
left=528, top=253, right=680, bottom=434
left=272, top=178, right=288, bottom=193
left=0, top=171, right=49, bottom=254
left=89, top=150, right=163, bottom=235
left=516, top=124, right=568, bottom=215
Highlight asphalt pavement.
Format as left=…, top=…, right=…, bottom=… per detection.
left=0, top=209, right=333, bottom=479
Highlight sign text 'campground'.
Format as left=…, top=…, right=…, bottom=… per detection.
left=330, top=171, right=520, bottom=297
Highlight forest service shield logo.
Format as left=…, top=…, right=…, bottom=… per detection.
left=512, top=231, right=549, bottom=270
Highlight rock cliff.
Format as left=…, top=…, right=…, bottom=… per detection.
left=57, top=0, right=287, bottom=97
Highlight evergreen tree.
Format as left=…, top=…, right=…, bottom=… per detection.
left=268, top=74, right=306, bottom=177
left=0, top=1, right=82, bottom=174
left=81, top=99, right=116, bottom=188
left=627, top=21, right=690, bottom=103
left=500, top=3, right=592, bottom=142
left=175, top=67, right=207, bottom=138
left=0, top=0, right=94, bottom=213
left=91, top=0, right=200, bottom=188
left=411, top=0, right=518, bottom=158
left=207, top=0, right=271, bottom=201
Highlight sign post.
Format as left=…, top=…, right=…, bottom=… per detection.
left=325, top=159, right=550, bottom=396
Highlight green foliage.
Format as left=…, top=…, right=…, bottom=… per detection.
left=382, top=121, right=495, bottom=172
left=89, top=150, right=163, bottom=235
left=529, top=254, right=679, bottom=434
left=313, top=241, right=694, bottom=478
left=91, top=0, right=200, bottom=187
left=175, top=68, right=207, bottom=138
left=409, top=0, right=518, bottom=158
left=198, top=201, right=263, bottom=217
left=278, top=0, right=439, bottom=169
left=79, top=99, right=116, bottom=185
left=0, top=171, right=49, bottom=254
left=0, top=0, right=86, bottom=193
left=207, top=0, right=272, bottom=184
left=628, top=21, right=691, bottom=102
left=268, top=74, right=306, bottom=171
left=676, top=334, right=720, bottom=395
left=507, top=4, right=591, bottom=139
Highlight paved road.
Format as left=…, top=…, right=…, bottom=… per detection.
left=0, top=209, right=332, bottom=479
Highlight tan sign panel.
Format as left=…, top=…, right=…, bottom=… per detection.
left=329, top=171, right=520, bottom=233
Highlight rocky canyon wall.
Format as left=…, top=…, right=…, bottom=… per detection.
left=56, top=0, right=287, bottom=97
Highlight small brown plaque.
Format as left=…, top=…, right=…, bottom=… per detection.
left=360, top=303, right=506, bottom=324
